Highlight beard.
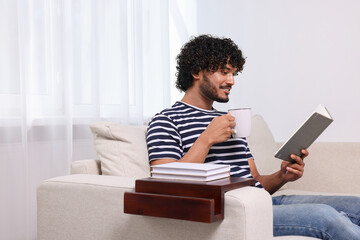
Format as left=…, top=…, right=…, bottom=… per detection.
left=199, top=73, right=230, bottom=103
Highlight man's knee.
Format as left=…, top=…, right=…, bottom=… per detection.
left=274, top=203, right=360, bottom=238
left=314, top=204, right=354, bottom=232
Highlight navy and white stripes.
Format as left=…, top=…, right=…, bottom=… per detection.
left=147, top=101, right=262, bottom=188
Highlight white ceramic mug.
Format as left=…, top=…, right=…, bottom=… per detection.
left=228, top=108, right=252, bottom=138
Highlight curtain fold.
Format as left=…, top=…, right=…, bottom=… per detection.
left=0, top=0, right=171, bottom=239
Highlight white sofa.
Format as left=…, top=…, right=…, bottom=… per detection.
left=37, top=115, right=360, bottom=240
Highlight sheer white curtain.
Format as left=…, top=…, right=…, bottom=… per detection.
left=0, top=0, right=171, bottom=239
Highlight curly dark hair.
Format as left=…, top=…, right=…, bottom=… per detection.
left=175, top=34, right=246, bottom=92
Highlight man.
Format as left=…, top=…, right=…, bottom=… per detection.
left=146, top=35, right=360, bottom=239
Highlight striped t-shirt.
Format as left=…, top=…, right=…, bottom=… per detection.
left=147, top=101, right=262, bottom=187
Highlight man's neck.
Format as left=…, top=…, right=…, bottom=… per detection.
left=181, top=90, right=214, bottom=110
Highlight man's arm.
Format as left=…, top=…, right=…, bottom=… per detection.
left=248, top=149, right=308, bottom=194
left=150, top=113, right=235, bottom=166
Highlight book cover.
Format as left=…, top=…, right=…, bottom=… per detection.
left=274, top=104, right=333, bottom=162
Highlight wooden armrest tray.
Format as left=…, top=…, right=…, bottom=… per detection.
left=124, top=177, right=255, bottom=223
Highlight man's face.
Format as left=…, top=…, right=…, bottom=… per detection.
left=199, top=64, right=237, bottom=103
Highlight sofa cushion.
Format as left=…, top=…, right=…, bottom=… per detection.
left=90, top=122, right=150, bottom=178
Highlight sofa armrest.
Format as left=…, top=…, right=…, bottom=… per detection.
left=71, top=159, right=101, bottom=175
left=223, top=186, right=273, bottom=239
left=37, top=175, right=273, bottom=240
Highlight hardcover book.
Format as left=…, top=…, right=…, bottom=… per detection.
left=274, top=104, right=333, bottom=162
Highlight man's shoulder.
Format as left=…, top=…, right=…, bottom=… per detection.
left=158, top=101, right=184, bottom=115
left=150, top=101, right=191, bottom=120
left=147, top=102, right=183, bottom=127
left=149, top=101, right=226, bottom=125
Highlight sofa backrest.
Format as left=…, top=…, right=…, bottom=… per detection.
left=89, top=114, right=280, bottom=179
left=285, top=142, right=360, bottom=194
left=247, top=114, right=282, bottom=175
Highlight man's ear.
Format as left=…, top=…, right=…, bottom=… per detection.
left=191, top=71, right=201, bottom=81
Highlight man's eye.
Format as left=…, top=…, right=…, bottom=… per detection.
left=222, top=71, right=228, bottom=75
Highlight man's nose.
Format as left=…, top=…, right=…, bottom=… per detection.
left=226, top=74, right=235, bottom=85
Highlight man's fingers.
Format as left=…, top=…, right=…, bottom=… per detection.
left=290, top=154, right=305, bottom=166
left=225, top=113, right=236, bottom=128
left=301, top=149, right=309, bottom=159
left=290, top=149, right=308, bottom=163
left=286, top=166, right=303, bottom=177
left=288, top=162, right=304, bottom=171
left=226, top=113, right=235, bottom=121
left=286, top=157, right=305, bottom=176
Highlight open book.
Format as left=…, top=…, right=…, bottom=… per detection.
left=274, top=104, right=333, bottom=162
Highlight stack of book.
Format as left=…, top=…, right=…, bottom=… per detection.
left=151, top=162, right=231, bottom=182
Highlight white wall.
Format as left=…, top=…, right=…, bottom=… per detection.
left=196, top=0, right=360, bottom=142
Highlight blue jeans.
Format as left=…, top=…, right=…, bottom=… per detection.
left=272, top=195, right=360, bottom=239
